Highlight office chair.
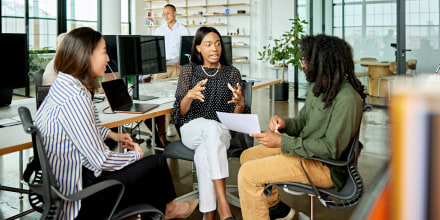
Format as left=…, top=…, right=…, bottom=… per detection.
left=264, top=104, right=373, bottom=220
left=162, top=81, right=254, bottom=208
left=407, top=59, right=417, bottom=76
left=18, top=106, right=164, bottom=220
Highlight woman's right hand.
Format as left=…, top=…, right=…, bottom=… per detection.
left=268, top=115, right=286, bottom=132
left=121, top=141, right=144, bottom=158
left=186, top=79, right=208, bottom=102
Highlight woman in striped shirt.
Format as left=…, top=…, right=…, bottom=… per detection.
left=35, top=27, right=198, bottom=220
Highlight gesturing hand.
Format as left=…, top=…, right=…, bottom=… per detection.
left=227, top=82, right=244, bottom=106
left=187, top=79, right=208, bottom=102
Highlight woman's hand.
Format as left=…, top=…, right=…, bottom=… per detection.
left=121, top=140, right=144, bottom=158
left=186, top=79, right=208, bottom=102
left=107, top=131, right=133, bottom=143
left=250, top=131, right=281, bottom=148
left=227, top=82, right=244, bottom=106
left=268, top=115, right=286, bottom=132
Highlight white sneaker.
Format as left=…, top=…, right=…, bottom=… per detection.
left=166, top=124, right=177, bottom=137
left=275, top=208, right=295, bottom=220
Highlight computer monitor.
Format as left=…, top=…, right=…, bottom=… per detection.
left=0, top=33, right=29, bottom=106
left=117, top=35, right=167, bottom=100
left=103, top=35, right=119, bottom=73
left=178, top=35, right=232, bottom=66
left=139, top=35, right=167, bottom=75
left=117, top=35, right=166, bottom=77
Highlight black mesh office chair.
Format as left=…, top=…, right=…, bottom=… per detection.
left=162, top=81, right=254, bottom=208
left=18, top=106, right=164, bottom=220
left=263, top=104, right=372, bottom=220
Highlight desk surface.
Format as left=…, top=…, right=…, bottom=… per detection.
left=0, top=77, right=281, bottom=156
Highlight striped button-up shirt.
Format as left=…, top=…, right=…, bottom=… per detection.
left=35, top=73, right=141, bottom=220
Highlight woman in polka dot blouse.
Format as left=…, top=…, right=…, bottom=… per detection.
left=171, top=27, right=246, bottom=220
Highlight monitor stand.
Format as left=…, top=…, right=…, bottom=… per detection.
left=0, top=89, right=13, bottom=106
left=131, top=77, right=159, bottom=101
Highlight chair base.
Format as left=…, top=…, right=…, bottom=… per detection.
left=298, top=212, right=311, bottom=220
left=225, top=185, right=241, bottom=208
left=175, top=189, right=200, bottom=202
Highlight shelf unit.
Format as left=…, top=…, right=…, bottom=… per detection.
left=144, top=0, right=252, bottom=76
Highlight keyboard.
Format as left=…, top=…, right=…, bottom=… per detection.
left=149, top=97, right=176, bottom=105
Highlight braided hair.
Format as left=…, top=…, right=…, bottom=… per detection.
left=300, top=34, right=365, bottom=108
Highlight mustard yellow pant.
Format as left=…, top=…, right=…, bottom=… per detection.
left=238, top=144, right=333, bottom=220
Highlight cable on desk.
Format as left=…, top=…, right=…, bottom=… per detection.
left=102, top=106, right=116, bottom=114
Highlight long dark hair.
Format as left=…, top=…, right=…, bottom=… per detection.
left=54, top=27, right=102, bottom=93
left=300, top=34, right=365, bottom=108
left=190, top=26, right=229, bottom=66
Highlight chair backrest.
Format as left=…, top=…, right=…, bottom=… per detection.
left=18, top=106, right=62, bottom=219
left=407, top=59, right=417, bottom=70
left=359, top=57, right=378, bottom=67
left=36, top=85, right=51, bottom=109
left=389, top=61, right=408, bottom=73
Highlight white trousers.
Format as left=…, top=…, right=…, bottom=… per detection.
left=180, top=118, right=231, bottom=213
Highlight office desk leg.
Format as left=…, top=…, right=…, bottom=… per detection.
left=19, top=151, right=24, bottom=198
left=118, top=126, right=123, bottom=153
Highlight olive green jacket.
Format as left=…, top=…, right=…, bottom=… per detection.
left=279, top=81, right=363, bottom=190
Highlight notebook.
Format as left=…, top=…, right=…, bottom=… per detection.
left=101, top=79, right=159, bottom=114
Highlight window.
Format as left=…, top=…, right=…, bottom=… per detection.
left=66, top=0, right=98, bottom=31
left=121, top=0, right=129, bottom=34
left=2, top=0, right=26, bottom=33
left=333, top=0, right=440, bottom=73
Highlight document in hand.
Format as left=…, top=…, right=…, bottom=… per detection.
left=216, top=112, right=261, bottom=134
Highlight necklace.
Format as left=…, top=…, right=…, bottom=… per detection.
left=201, top=63, right=220, bottom=77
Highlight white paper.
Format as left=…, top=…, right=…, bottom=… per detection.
left=216, top=112, right=261, bottom=134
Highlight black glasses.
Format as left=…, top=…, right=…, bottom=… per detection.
left=300, top=57, right=307, bottom=65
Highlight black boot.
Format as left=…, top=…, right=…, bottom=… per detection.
left=269, top=201, right=291, bottom=220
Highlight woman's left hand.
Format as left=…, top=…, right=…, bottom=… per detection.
left=227, top=82, right=244, bottom=106
left=109, top=132, right=133, bottom=143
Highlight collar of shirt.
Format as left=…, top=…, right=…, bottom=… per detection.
left=52, top=72, right=92, bottom=103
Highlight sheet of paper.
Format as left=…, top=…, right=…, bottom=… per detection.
left=216, top=112, right=261, bottom=134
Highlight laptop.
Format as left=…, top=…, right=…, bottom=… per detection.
left=101, top=79, right=159, bottom=114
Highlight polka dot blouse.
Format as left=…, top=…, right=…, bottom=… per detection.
left=172, top=62, right=248, bottom=127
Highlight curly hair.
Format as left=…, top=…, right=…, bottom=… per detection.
left=300, top=34, right=365, bottom=108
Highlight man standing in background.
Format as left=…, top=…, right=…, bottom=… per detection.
left=154, top=4, right=190, bottom=80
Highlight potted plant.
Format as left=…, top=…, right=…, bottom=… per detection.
left=258, top=15, right=308, bottom=101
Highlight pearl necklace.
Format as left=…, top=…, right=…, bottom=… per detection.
left=201, top=63, right=220, bottom=77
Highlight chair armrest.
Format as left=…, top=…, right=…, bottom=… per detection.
left=51, top=179, right=124, bottom=202
left=302, top=156, right=351, bottom=167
